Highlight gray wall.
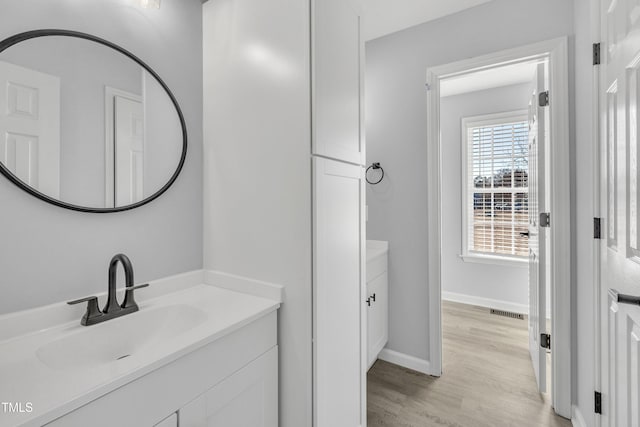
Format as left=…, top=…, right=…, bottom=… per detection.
left=365, top=0, right=575, bottom=404
left=440, top=83, right=531, bottom=308
left=0, top=0, right=203, bottom=314
left=365, top=0, right=574, bottom=364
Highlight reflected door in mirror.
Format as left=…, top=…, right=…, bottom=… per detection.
left=115, top=95, right=144, bottom=207
left=0, top=60, right=60, bottom=198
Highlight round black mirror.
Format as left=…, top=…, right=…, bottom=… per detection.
left=0, top=30, right=187, bottom=213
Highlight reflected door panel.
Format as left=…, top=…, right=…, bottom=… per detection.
left=114, top=95, right=144, bottom=206
left=0, top=60, right=60, bottom=197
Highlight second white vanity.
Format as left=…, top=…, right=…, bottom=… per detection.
left=366, top=240, right=389, bottom=369
left=0, top=272, right=281, bottom=427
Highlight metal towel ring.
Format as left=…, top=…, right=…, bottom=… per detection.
left=366, top=162, right=384, bottom=185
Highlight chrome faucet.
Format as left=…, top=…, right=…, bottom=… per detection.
left=68, top=254, right=149, bottom=326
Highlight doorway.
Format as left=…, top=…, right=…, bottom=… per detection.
left=425, top=37, right=572, bottom=418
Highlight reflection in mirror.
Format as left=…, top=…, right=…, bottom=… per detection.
left=0, top=33, right=185, bottom=210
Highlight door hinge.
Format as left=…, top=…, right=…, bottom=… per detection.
left=593, top=43, right=601, bottom=65
left=594, top=217, right=603, bottom=239
left=594, top=391, right=602, bottom=414
left=539, top=91, right=549, bottom=107
left=540, top=333, right=551, bottom=349
left=540, top=212, right=550, bottom=227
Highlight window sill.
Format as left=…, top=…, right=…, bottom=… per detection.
left=459, top=253, right=528, bottom=268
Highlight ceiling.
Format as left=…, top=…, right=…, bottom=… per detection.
left=440, top=61, right=541, bottom=98
left=363, top=0, right=493, bottom=41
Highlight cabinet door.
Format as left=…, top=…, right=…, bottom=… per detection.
left=367, top=271, right=388, bottom=368
left=179, top=347, right=278, bottom=427
left=312, top=0, right=364, bottom=165
left=313, top=157, right=365, bottom=427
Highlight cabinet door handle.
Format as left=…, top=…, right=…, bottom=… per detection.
left=366, top=298, right=371, bottom=307
left=370, top=293, right=376, bottom=302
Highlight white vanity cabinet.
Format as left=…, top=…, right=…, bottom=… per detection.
left=179, top=347, right=277, bottom=427
left=44, top=310, right=278, bottom=427
left=366, top=241, right=388, bottom=369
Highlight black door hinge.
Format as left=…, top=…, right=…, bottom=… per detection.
left=540, top=333, right=551, bottom=349
left=595, top=391, right=602, bottom=414
left=594, top=217, right=602, bottom=239
left=593, top=43, right=601, bottom=65
left=540, top=212, right=550, bottom=227
left=539, top=91, right=549, bottom=107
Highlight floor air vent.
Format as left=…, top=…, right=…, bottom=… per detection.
left=490, top=309, right=524, bottom=320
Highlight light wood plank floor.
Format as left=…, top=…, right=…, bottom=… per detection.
left=367, top=301, right=571, bottom=427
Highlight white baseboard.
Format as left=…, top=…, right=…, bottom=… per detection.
left=571, top=405, right=588, bottom=427
left=377, top=348, right=431, bottom=375
left=442, top=291, right=529, bottom=315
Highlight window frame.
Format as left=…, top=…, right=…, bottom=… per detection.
left=460, top=110, right=529, bottom=268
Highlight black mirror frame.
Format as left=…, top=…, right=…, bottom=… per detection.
left=0, top=29, right=188, bottom=213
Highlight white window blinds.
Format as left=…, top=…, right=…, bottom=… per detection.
left=464, top=115, right=529, bottom=258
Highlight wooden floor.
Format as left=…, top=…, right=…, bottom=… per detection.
left=367, top=301, right=571, bottom=427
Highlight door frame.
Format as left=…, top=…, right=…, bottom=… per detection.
left=104, top=86, right=143, bottom=209
left=425, top=37, right=571, bottom=418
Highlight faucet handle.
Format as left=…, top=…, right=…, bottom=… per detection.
left=67, top=295, right=98, bottom=305
left=121, top=283, right=149, bottom=310
left=67, top=296, right=102, bottom=326
left=128, top=283, right=150, bottom=291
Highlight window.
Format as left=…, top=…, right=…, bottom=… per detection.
left=461, top=111, right=529, bottom=264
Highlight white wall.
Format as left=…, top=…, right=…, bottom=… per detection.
left=0, top=0, right=203, bottom=314
left=440, top=83, right=531, bottom=311
left=202, top=1, right=312, bottom=427
left=365, top=0, right=574, bottom=364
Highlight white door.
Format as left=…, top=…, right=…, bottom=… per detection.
left=528, top=62, right=549, bottom=393
left=313, top=157, right=365, bottom=427
left=312, top=0, right=364, bottom=165
left=114, top=95, right=144, bottom=206
left=179, top=347, right=278, bottom=427
left=599, top=0, right=640, bottom=424
left=0, top=61, right=60, bottom=198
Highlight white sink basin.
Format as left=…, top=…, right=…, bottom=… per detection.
left=36, top=304, right=207, bottom=371
left=0, top=282, right=280, bottom=427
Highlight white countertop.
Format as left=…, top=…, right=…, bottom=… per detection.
left=0, top=278, right=280, bottom=427
left=367, top=240, right=389, bottom=263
